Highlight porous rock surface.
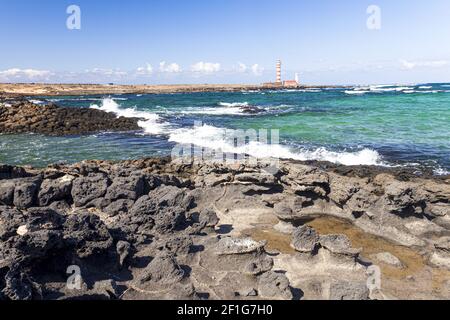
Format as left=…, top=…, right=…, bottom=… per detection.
left=0, top=157, right=449, bottom=300
left=0, top=101, right=140, bottom=136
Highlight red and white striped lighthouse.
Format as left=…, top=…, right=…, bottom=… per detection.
left=276, top=60, right=282, bottom=84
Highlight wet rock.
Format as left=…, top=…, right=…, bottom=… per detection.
left=257, top=271, right=293, bottom=300
left=71, top=174, right=109, bottom=207
left=291, top=226, right=319, bottom=253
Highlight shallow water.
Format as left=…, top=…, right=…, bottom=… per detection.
left=1, top=83, right=449, bottom=173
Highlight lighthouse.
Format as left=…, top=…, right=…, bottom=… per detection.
left=276, top=60, right=282, bottom=84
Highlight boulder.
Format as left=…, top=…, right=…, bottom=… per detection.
left=319, top=234, right=361, bottom=256
left=243, top=255, right=274, bottom=275
left=199, top=208, right=219, bottom=228
left=71, top=174, right=109, bottom=207
left=257, top=271, right=293, bottom=300
left=137, top=252, right=185, bottom=286
left=13, top=178, right=41, bottom=209
left=291, top=226, right=319, bottom=253
left=116, top=241, right=131, bottom=267
left=105, top=175, right=145, bottom=201
left=103, top=199, right=135, bottom=217
left=38, top=175, right=74, bottom=206
left=1, top=268, right=42, bottom=300
left=63, top=212, right=114, bottom=259
left=0, top=181, right=15, bottom=205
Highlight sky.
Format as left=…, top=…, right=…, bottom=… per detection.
left=1, top=0, right=450, bottom=85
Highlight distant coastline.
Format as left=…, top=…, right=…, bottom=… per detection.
left=0, top=83, right=349, bottom=96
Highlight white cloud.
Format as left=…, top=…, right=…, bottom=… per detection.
left=159, top=61, right=182, bottom=73
left=191, top=61, right=221, bottom=74
left=136, top=63, right=153, bottom=75
left=0, top=68, right=53, bottom=80
left=400, top=59, right=449, bottom=70
left=251, top=64, right=264, bottom=76
left=84, top=68, right=128, bottom=77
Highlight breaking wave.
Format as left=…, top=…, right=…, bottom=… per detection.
left=168, top=124, right=384, bottom=166
left=90, top=98, right=167, bottom=134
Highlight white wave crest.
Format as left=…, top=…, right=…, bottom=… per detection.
left=345, top=90, right=368, bottom=95
left=90, top=98, right=166, bottom=134
left=169, top=124, right=384, bottom=166
left=29, top=99, right=45, bottom=105
left=218, top=102, right=249, bottom=107
left=178, top=107, right=247, bottom=116
left=433, top=167, right=450, bottom=176
left=345, top=85, right=416, bottom=95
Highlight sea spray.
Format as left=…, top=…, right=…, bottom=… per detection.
left=90, top=98, right=167, bottom=134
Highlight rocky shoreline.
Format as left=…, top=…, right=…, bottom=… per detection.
left=0, top=157, right=449, bottom=300
left=0, top=99, right=140, bottom=136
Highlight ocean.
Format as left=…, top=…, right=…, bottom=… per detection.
left=1, top=83, right=449, bottom=175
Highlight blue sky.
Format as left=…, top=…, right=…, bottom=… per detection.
left=1, top=0, right=450, bottom=85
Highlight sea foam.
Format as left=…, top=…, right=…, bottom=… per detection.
left=168, top=124, right=384, bottom=166
left=90, top=98, right=166, bottom=134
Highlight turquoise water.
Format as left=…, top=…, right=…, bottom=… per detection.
left=1, top=83, right=449, bottom=174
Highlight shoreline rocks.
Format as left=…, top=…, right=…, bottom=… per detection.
left=0, top=157, right=449, bottom=300
left=0, top=100, right=140, bottom=136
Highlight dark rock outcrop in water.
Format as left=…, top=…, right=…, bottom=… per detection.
left=0, top=100, right=140, bottom=136
left=0, top=158, right=449, bottom=300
